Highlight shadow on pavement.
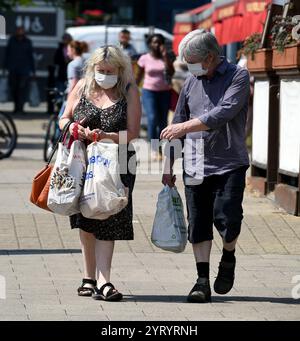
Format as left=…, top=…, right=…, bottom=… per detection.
left=0, top=249, right=81, bottom=255
left=16, top=142, right=44, bottom=149
left=6, top=112, right=49, bottom=121
left=123, top=295, right=186, bottom=303
left=123, top=295, right=300, bottom=305
left=212, top=296, right=300, bottom=305
left=18, top=133, right=44, bottom=139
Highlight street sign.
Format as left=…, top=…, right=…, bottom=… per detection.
left=1, top=1, right=65, bottom=101
left=5, top=11, right=58, bottom=37
left=3, top=4, right=64, bottom=42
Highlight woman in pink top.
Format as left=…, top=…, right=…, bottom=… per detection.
left=136, top=34, right=175, bottom=160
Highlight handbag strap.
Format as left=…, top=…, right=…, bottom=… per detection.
left=46, top=120, right=72, bottom=166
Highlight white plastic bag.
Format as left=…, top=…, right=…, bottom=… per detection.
left=79, top=141, right=128, bottom=220
left=151, top=186, right=187, bottom=253
left=28, top=80, right=40, bottom=107
left=47, top=140, right=87, bottom=215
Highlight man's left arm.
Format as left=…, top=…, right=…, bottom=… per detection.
left=162, top=68, right=250, bottom=139
left=186, top=68, right=250, bottom=133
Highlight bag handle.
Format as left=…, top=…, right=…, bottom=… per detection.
left=65, top=121, right=79, bottom=149
left=93, top=131, right=98, bottom=143
left=46, top=120, right=72, bottom=166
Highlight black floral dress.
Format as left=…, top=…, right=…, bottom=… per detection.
left=69, top=94, right=136, bottom=240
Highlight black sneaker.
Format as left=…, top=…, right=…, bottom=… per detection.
left=187, top=277, right=211, bottom=303
left=214, top=260, right=236, bottom=295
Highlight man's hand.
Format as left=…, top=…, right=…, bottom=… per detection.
left=162, top=156, right=176, bottom=187
left=160, top=123, right=186, bottom=140
left=162, top=173, right=176, bottom=187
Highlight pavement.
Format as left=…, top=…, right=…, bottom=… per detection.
left=0, top=103, right=299, bottom=321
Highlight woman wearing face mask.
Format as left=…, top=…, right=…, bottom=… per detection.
left=66, top=40, right=88, bottom=95
left=59, top=45, right=141, bottom=301
left=136, top=33, right=175, bottom=161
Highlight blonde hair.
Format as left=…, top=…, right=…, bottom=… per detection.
left=79, top=45, right=133, bottom=99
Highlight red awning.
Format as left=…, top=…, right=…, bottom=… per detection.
left=173, top=3, right=213, bottom=54
left=196, top=5, right=214, bottom=30
left=213, top=0, right=244, bottom=45
left=186, top=3, right=212, bottom=15
left=173, top=0, right=272, bottom=54
left=213, top=0, right=271, bottom=45
left=239, top=0, right=271, bottom=41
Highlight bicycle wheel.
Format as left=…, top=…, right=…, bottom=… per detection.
left=43, top=114, right=60, bottom=162
left=0, top=112, right=18, bottom=159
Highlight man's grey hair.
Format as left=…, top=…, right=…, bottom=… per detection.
left=178, top=29, right=222, bottom=62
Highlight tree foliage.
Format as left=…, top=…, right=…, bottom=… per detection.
left=0, top=0, right=65, bottom=12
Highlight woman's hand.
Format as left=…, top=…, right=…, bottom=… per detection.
left=84, top=127, right=106, bottom=142
left=69, top=122, right=86, bottom=141
left=160, top=123, right=186, bottom=140
left=160, top=45, right=167, bottom=59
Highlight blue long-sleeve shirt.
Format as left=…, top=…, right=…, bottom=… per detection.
left=172, top=58, right=250, bottom=177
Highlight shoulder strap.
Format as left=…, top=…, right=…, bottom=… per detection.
left=46, top=120, right=72, bottom=166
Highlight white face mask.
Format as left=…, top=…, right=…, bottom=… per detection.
left=187, top=62, right=208, bottom=77
left=95, top=72, right=118, bottom=89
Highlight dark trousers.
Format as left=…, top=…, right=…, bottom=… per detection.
left=184, top=166, right=248, bottom=244
left=9, top=73, right=30, bottom=112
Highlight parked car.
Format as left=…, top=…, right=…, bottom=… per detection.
left=66, top=25, right=173, bottom=56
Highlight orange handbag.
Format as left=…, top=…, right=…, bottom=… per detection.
left=30, top=164, right=53, bottom=211
left=30, top=121, right=72, bottom=211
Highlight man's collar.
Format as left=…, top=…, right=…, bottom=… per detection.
left=196, top=57, right=229, bottom=81
left=215, top=57, right=229, bottom=75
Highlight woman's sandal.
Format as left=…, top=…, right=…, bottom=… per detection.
left=77, top=278, right=97, bottom=297
left=92, top=282, right=123, bottom=302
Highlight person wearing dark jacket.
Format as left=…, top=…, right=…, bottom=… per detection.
left=53, top=33, right=73, bottom=92
left=4, top=26, right=35, bottom=114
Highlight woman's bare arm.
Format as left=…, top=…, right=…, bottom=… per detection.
left=59, top=79, right=84, bottom=130
left=59, top=79, right=87, bottom=140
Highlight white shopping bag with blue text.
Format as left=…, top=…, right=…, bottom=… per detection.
left=151, top=186, right=187, bottom=253
left=79, top=141, right=128, bottom=220
left=47, top=140, right=87, bottom=215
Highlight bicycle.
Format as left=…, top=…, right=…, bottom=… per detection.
left=43, top=88, right=66, bottom=162
left=0, top=111, right=18, bottom=160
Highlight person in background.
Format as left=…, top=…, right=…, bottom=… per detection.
left=54, top=33, right=73, bottom=93
left=66, top=40, right=88, bottom=96
left=3, top=25, right=35, bottom=114
left=118, top=29, right=138, bottom=60
left=136, top=33, right=175, bottom=161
